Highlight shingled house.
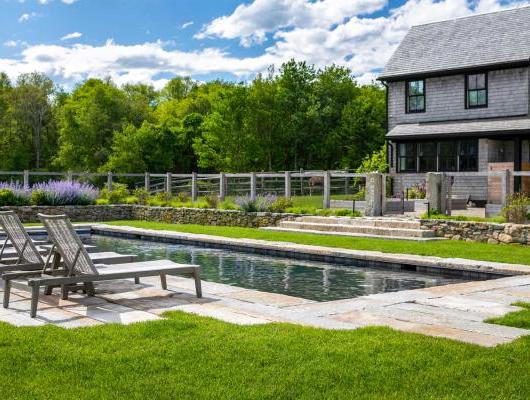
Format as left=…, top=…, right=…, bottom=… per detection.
left=379, top=6, right=530, bottom=205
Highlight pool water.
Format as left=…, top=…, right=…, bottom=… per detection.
left=88, top=235, right=470, bottom=302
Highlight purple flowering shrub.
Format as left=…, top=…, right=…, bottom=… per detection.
left=235, top=194, right=278, bottom=212
left=0, top=180, right=99, bottom=206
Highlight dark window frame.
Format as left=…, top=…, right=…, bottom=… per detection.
left=465, top=72, right=488, bottom=109
left=396, top=139, right=479, bottom=173
left=405, top=79, right=426, bottom=114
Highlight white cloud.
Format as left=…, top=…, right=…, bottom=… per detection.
left=61, top=32, right=83, bottom=41
left=18, top=12, right=37, bottom=22
left=181, top=21, right=194, bottom=29
left=61, top=0, right=79, bottom=4
left=4, top=40, right=19, bottom=48
left=3, top=0, right=529, bottom=87
left=196, top=0, right=388, bottom=46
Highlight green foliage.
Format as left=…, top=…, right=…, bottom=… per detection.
left=268, top=197, right=294, bottom=213
left=29, top=189, right=47, bottom=206
left=132, top=188, right=150, bottom=205
left=356, top=144, right=388, bottom=173
left=420, top=212, right=506, bottom=223
left=100, top=183, right=129, bottom=204
left=407, top=182, right=426, bottom=199
left=202, top=194, right=219, bottom=209
left=502, top=193, right=530, bottom=224
left=95, top=198, right=110, bottom=205
left=218, top=199, right=238, bottom=210
left=0, top=189, right=19, bottom=206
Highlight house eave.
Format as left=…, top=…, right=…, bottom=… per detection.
left=378, top=60, right=530, bottom=82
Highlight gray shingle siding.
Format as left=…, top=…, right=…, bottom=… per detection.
left=388, top=67, right=529, bottom=131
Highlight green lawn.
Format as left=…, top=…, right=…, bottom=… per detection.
left=1, top=311, right=529, bottom=399
left=487, top=303, right=530, bottom=330
left=106, top=220, right=530, bottom=266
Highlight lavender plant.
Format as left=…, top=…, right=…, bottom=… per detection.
left=31, top=180, right=99, bottom=205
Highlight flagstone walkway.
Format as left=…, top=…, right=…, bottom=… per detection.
left=1, top=272, right=529, bottom=347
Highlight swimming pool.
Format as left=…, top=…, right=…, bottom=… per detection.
left=86, top=234, right=474, bottom=302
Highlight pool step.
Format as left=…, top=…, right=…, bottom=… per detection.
left=262, top=216, right=439, bottom=240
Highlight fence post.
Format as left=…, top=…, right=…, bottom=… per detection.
left=250, top=172, right=257, bottom=201
left=23, top=170, right=30, bottom=189
left=144, top=172, right=150, bottom=192
left=284, top=171, right=291, bottom=199
left=219, top=172, right=226, bottom=201
left=106, top=172, right=113, bottom=191
left=166, top=172, right=172, bottom=195
left=66, top=171, right=73, bottom=184
left=365, top=172, right=383, bottom=217
left=381, top=174, right=387, bottom=215
left=323, top=171, right=331, bottom=209
left=191, top=172, right=198, bottom=201
left=299, top=168, right=303, bottom=196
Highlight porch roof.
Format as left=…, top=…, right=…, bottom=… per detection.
left=387, top=117, right=530, bottom=140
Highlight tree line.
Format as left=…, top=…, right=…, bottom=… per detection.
left=0, top=60, right=386, bottom=173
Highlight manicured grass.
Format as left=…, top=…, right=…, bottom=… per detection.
left=487, top=303, right=530, bottom=329
left=1, top=311, right=530, bottom=399
left=106, top=220, right=530, bottom=266
left=421, top=212, right=506, bottom=224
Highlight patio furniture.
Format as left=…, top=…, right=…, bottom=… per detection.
left=0, top=211, right=137, bottom=273
left=3, top=213, right=202, bottom=318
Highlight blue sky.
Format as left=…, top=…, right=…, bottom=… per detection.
left=0, top=0, right=528, bottom=88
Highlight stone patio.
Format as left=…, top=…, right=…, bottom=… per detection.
left=1, top=272, right=529, bottom=347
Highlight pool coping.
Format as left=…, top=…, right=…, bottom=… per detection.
left=91, top=224, right=530, bottom=279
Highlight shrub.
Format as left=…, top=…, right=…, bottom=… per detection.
left=124, top=196, right=139, bottom=205
left=235, top=196, right=257, bottom=212
left=95, top=198, right=110, bottom=205
left=285, top=206, right=317, bottom=215
left=0, top=189, right=17, bottom=206
left=0, top=183, right=30, bottom=205
left=30, top=189, right=48, bottom=206
left=100, top=183, right=129, bottom=204
left=502, top=193, right=530, bottom=224
left=154, top=192, right=173, bottom=205
left=407, top=182, right=426, bottom=199
left=218, top=200, right=238, bottom=210
left=269, top=197, right=293, bottom=213
left=175, top=192, right=190, bottom=203
left=132, top=188, right=150, bottom=205
left=256, top=194, right=277, bottom=212
left=202, top=194, right=219, bottom=209
left=31, top=181, right=98, bottom=205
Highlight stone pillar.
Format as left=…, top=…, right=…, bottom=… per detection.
left=166, top=172, right=172, bottom=195
left=191, top=172, right=198, bottom=201
left=107, top=172, right=113, bottom=192
left=250, top=172, right=257, bottom=201
left=322, top=171, right=331, bottom=209
left=284, top=171, right=291, bottom=199
left=23, top=170, right=30, bottom=189
left=426, top=172, right=449, bottom=214
left=144, top=172, right=150, bottom=192
left=219, top=172, right=226, bottom=201
left=365, top=172, right=383, bottom=217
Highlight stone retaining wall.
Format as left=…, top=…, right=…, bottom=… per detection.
left=131, top=206, right=296, bottom=228
left=420, top=219, right=530, bottom=245
left=1, top=205, right=295, bottom=228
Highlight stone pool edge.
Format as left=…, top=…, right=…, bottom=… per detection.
left=91, top=224, right=530, bottom=279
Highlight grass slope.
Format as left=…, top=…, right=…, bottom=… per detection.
left=106, top=221, right=530, bottom=266
left=1, top=312, right=529, bottom=399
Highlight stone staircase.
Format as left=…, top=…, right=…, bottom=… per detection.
left=262, top=216, right=441, bottom=240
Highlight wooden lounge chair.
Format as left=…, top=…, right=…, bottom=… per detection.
left=0, top=211, right=136, bottom=273
left=3, top=214, right=202, bottom=318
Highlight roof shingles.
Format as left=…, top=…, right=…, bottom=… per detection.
left=380, top=6, right=530, bottom=80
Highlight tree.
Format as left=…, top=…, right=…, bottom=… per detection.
left=160, top=77, right=197, bottom=101
left=10, top=73, right=55, bottom=169
left=103, top=122, right=178, bottom=173
left=55, top=79, right=130, bottom=171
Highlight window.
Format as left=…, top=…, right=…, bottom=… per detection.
left=396, top=139, right=478, bottom=172
left=466, top=73, right=487, bottom=108
left=459, top=139, right=478, bottom=171
left=418, top=142, right=437, bottom=172
left=406, top=80, right=425, bottom=113
left=438, top=141, right=458, bottom=171
left=398, top=142, right=417, bottom=172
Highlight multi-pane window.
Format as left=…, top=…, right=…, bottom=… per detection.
left=466, top=73, right=487, bottom=108
left=418, top=142, right=437, bottom=172
left=398, top=143, right=417, bottom=172
left=459, top=139, right=479, bottom=171
left=438, top=142, right=458, bottom=172
left=396, top=139, right=478, bottom=173
left=406, top=80, right=425, bottom=113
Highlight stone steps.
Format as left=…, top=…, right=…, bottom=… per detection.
left=263, top=216, right=437, bottom=240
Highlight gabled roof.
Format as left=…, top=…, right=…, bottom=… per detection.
left=386, top=117, right=530, bottom=139
left=379, top=6, right=530, bottom=81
